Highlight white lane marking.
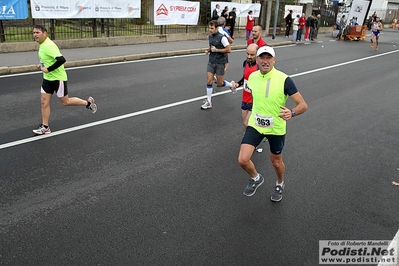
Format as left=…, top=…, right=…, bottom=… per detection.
left=1, top=49, right=399, bottom=150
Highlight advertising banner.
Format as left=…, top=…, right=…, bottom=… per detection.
left=30, top=0, right=141, bottom=18
left=210, top=2, right=261, bottom=18
left=283, top=5, right=303, bottom=20
left=347, top=0, right=370, bottom=26
left=154, top=0, right=199, bottom=25
left=0, top=0, right=28, bottom=20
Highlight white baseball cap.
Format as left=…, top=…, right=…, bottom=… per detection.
left=256, top=46, right=276, bottom=58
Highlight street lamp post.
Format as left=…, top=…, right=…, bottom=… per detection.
left=272, top=0, right=279, bottom=39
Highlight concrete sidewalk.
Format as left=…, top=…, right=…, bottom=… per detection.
left=0, top=33, right=332, bottom=75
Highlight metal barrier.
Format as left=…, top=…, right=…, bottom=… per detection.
left=0, top=19, right=211, bottom=43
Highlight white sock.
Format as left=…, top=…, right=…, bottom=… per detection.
left=206, top=87, right=213, bottom=102
left=276, top=181, right=284, bottom=187
left=252, top=174, right=260, bottom=181
left=223, top=80, right=232, bottom=87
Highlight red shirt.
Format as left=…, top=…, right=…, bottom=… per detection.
left=247, top=37, right=267, bottom=47
left=299, top=16, right=306, bottom=30
left=242, top=62, right=259, bottom=103
left=246, top=15, right=254, bottom=30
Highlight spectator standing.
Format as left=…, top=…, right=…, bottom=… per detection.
left=285, top=10, right=293, bottom=38
left=227, top=7, right=237, bottom=38
left=212, top=4, right=221, bottom=20
left=297, top=13, right=306, bottom=41
left=246, top=10, right=255, bottom=40
left=336, top=15, right=346, bottom=40
left=315, top=14, right=321, bottom=39
left=304, top=14, right=312, bottom=40
left=292, top=14, right=300, bottom=42
left=309, top=14, right=317, bottom=41
left=222, top=6, right=229, bottom=20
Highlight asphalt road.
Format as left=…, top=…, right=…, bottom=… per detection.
left=1, top=32, right=399, bottom=266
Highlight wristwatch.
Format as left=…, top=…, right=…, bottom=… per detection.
left=291, top=109, right=296, bottom=117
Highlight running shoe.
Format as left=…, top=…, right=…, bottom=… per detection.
left=271, top=183, right=285, bottom=202
left=201, top=99, right=212, bottom=110
left=230, top=80, right=236, bottom=94
left=213, top=75, right=217, bottom=84
left=370, top=43, right=374, bottom=48
left=32, top=124, right=51, bottom=135
left=87, top=96, right=97, bottom=114
left=243, top=174, right=264, bottom=196
left=375, top=46, right=379, bottom=51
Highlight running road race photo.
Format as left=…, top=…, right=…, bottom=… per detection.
left=319, top=240, right=398, bottom=264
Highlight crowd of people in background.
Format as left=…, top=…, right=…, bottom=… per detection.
left=285, top=11, right=321, bottom=42
left=212, top=4, right=238, bottom=38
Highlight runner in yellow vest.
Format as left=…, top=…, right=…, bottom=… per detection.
left=238, top=46, right=308, bottom=202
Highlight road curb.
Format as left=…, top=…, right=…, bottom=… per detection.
left=0, top=42, right=293, bottom=75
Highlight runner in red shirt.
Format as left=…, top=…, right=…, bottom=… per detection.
left=232, top=43, right=259, bottom=131
left=247, top=25, right=267, bottom=47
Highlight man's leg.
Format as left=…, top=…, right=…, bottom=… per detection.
left=241, top=109, right=249, bottom=131
left=239, top=143, right=264, bottom=196
left=40, top=93, right=52, bottom=126
left=206, top=71, right=214, bottom=100
left=375, top=35, right=379, bottom=50
left=238, top=144, right=257, bottom=177
left=370, top=33, right=375, bottom=47
left=201, top=71, right=214, bottom=110
left=59, top=95, right=87, bottom=106
left=270, top=153, right=285, bottom=184
left=270, top=153, right=285, bottom=202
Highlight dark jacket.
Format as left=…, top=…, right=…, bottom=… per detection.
left=285, top=13, right=293, bottom=25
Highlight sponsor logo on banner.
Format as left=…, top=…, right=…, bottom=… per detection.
left=0, top=0, right=28, bottom=19
left=156, top=4, right=168, bottom=17
left=128, top=5, right=139, bottom=14
left=170, top=5, right=196, bottom=12
left=154, top=0, right=199, bottom=25
left=76, top=3, right=91, bottom=14
left=31, top=0, right=141, bottom=18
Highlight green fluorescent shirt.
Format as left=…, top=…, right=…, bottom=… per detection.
left=247, top=68, right=289, bottom=135
left=38, top=38, right=67, bottom=81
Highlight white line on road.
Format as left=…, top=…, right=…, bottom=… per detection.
left=1, top=49, right=399, bottom=151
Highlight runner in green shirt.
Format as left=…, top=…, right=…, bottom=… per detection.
left=238, top=46, right=308, bottom=202
left=32, top=25, right=98, bottom=135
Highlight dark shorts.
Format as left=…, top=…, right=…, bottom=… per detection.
left=241, top=102, right=252, bottom=111
left=207, top=62, right=225, bottom=76
left=241, top=126, right=285, bottom=155
left=41, top=79, right=68, bottom=98
left=372, top=30, right=380, bottom=37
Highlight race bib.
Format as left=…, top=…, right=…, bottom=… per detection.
left=254, top=113, right=274, bottom=128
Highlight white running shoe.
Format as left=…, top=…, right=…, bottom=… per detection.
left=87, top=96, right=97, bottom=114
left=201, top=99, right=212, bottom=110
left=32, top=124, right=51, bottom=135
